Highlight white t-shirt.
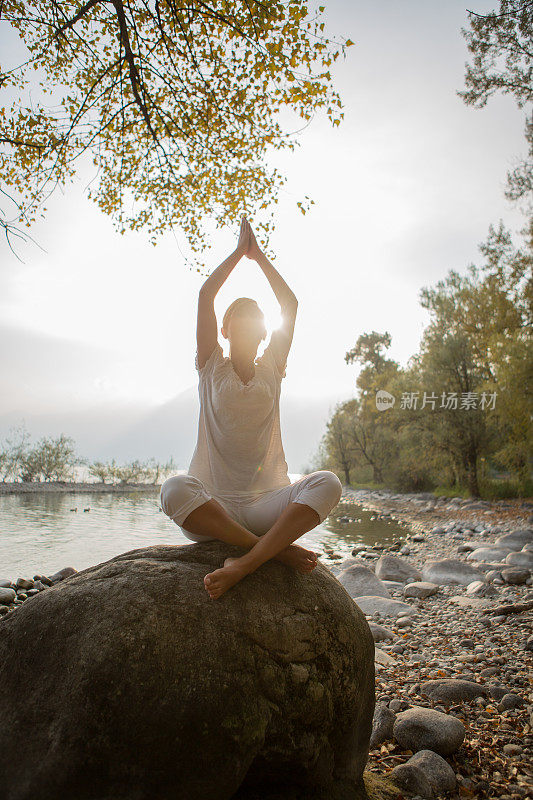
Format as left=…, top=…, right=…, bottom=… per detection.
left=188, top=340, right=291, bottom=501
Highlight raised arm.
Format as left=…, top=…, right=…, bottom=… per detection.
left=245, top=220, right=298, bottom=377
left=196, top=218, right=249, bottom=369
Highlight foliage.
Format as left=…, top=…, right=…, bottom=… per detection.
left=86, top=455, right=179, bottom=484
left=457, top=0, right=533, bottom=209
left=0, top=422, right=180, bottom=484
left=419, top=218, right=532, bottom=488
left=0, top=422, right=82, bottom=482
left=0, top=1, right=353, bottom=263
left=322, top=221, right=532, bottom=499
left=0, top=420, right=32, bottom=481
left=20, top=432, right=82, bottom=481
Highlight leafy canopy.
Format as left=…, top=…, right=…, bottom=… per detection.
left=0, top=1, right=354, bottom=264
left=457, top=0, right=533, bottom=208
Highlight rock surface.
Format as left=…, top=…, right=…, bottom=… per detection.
left=337, top=565, right=391, bottom=599
left=375, top=555, right=422, bottom=584
left=352, top=596, right=416, bottom=617
left=0, top=543, right=376, bottom=800
left=393, top=706, right=466, bottom=756
left=421, top=558, right=486, bottom=585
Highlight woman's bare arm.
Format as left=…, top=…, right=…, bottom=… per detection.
left=246, top=222, right=298, bottom=376
left=196, top=218, right=249, bottom=369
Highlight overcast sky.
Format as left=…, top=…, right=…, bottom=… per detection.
left=0, top=0, right=527, bottom=458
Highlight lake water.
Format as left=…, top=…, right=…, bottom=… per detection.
left=0, top=476, right=409, bottom=580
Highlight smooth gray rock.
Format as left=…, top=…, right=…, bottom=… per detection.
left=505, top=550, right=533, bottom=568
left=374, top=648, right=396, bottom=666
left=389, top=763, right=434, bottom=799
left=48, top=566, right=78, bottom=584
left=457, top=540, right=490, bottom=553
left=337, top=565, right=391, bottom=599
left=369, top=701, right=396, bottom=749
left=499, top=693, right=525, bottom=710
left=403, top=581, right=439, bottom=599
left=368, top=622, right=396, bottom=643
left=0, top=587, right=16, bottom=604
left=501, top=568, right=530, bottom=585
left=15, top=577, right=34, bottom=590
left=393, top=706, right=465, bottom=756
left=495, top=529, right=533, bottom=550
left=375, top=555, right=422, bottom=584
left=353, top=596, right=416, bottom=618
left=420, top=679, right=489, bottom=703
left=465, top=580, right=498, bottom=597
left=407, top=749, right=457, bottom=793
left=421, top=558, right=485, bottom=585
left=467, top=547, right=512, bottom=562
left=381, top=580, right=404, bottom=591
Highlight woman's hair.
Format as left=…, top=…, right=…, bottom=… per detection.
left=223, top=297, right=266, bottom=337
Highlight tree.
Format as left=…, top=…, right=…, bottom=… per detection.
left=115, top=459, right=149, bottom=483
left=20, top=432, right=81, bottom=481
left=416, top=330, right=492, bottom=497
left=321, top=400, right=357, bottom=485
left=457, top=0, right=533, bottom=209
left=339, top=335, right=402, bottom=485
left=1, top=1, right=353, bottom=263
left=88, top=460, right=110, bottom=483
left=0, top=420, right=32, bottom=481
left=418, top=220, right=533, bottom=494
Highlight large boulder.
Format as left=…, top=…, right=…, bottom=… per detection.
left=0, top=543, right=376, bottom=800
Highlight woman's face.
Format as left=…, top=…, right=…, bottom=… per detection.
left=224, top=307, right=265, bottom=349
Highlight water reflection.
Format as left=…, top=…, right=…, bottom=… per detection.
left=0, top=488, right=408, bottom=579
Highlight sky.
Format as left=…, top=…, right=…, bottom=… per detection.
left=0, top=0, right=528, bottom=469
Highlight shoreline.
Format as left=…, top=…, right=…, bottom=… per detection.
left=2, top=479, right=532, bottom=506
left=0, top=481, right=161, bottom=495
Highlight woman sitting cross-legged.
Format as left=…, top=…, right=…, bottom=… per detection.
left=160, top=216, right=343, bottom=599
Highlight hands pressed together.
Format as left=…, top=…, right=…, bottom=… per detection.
left=236, top=215, right=262, bottom=261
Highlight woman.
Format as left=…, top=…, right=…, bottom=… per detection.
left=160, top=216, right=343, bottom=599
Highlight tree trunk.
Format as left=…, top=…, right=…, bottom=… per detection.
left=466, top=449, right=480, bottom=498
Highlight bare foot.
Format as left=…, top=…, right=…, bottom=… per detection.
left=203, top=546, right=319, bottom=600
left=275, top=544, right=318, bottom=573
left=204, top=558, right=250, bottom=599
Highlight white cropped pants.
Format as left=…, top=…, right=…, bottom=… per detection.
left=159, top=471, right=343, bottom=542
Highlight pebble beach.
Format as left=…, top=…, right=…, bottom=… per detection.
left=327, top=487, right=533, bottom=800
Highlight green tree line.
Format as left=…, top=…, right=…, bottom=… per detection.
left=314, top=220, right=532, bottom=499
